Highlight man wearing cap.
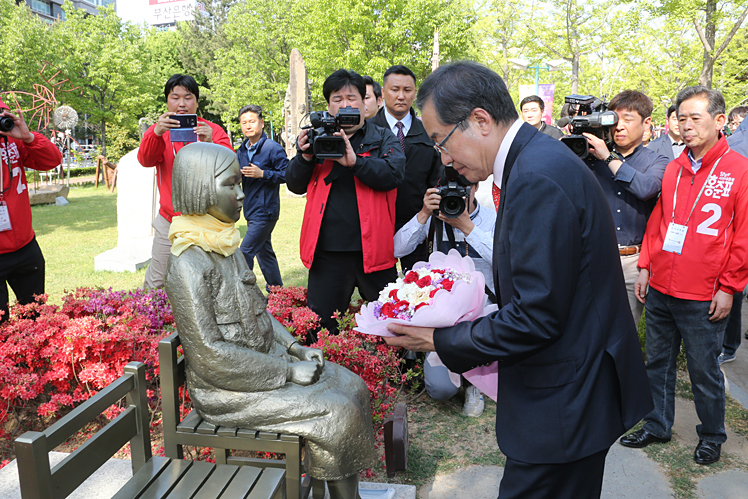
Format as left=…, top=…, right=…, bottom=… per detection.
left=0, top=99, right=62, bottom=321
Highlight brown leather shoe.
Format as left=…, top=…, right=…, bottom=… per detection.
left=619, top=429, right=671, bottom=448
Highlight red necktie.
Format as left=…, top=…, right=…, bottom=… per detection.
left=492, top=182, right=501, bottom=212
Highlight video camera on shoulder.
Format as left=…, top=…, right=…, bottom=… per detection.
left=303, top=106, right=360, bottom=159
left=435, top=165, right=471, bottom=218
left=558, top=95, right=618, bottom=160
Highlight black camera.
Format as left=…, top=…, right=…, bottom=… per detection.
left=0, top=114, right=14, bottom=133
left=558, top=94, right=618, bottom=160
left=435, top=165, right=471, bottom=218
left=303, top=106, right=360, bottom=159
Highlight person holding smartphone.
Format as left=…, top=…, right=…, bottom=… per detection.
left=137, top=74, right=233, bottom=289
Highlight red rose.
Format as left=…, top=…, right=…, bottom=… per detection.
left=416, top=276, right=432, bottom=288
left=429, top=289, right=439, bottom=298
left=415, top=302, right=428, bottom=312
left=403, top=271, right=419, bottom=283
left=380, top=302, right=396, bottom=318
left=441, top=279, right=454, bottom=291
left=388, top=289, right=399, bottom=300
left=395, top=300, right=410, bottom=310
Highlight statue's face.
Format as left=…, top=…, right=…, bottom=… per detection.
left=207, top=160, right=245, bottom=223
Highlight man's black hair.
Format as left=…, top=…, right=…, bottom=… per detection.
left=238, top=104, right=263, bottom=122
left=164, top=74, right=199, bottom=101
left=520, top=95, right=545, bottom=112
left=676, top=86, right=725, bottom=117
left=362, top=76, right=382, bottom=100
left=608, top=90, right=653, bottom=119
left=416, top=61, right=518, bottom=128
left=728, top=106, right=748, bottom=122
left=323, top=69, right=366, bottom=103
left=667, top=104, right=677, bottom=118
left=383, top=65, right=417, bottom=85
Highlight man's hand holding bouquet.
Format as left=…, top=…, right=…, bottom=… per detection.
left=355, top=250, right=498, bottom=400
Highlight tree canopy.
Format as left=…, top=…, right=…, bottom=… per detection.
left=3, top=0, right=748, bottom=159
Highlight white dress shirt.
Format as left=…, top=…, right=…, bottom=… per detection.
left=492, top=119, right=524, bottom=189
left=384, top=107, right=413, bottom=137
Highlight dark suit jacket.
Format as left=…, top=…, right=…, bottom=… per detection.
left=434, top=123, right=653, bottom=464
left=370, top=107, right=442, bottom=230
left=648, top=134, right=676, bottom=162
left=728, top=128, right=748, bottom=158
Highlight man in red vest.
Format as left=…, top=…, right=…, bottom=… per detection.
left=0, top=98, right=62, bottom=320
left=287, top=69, right=405, bottom=337
left=623, top=86, right=748, bottom=465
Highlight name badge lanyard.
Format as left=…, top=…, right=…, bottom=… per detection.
left=670, top=150, right=728, bottom=227
left=0, top=136, right=13, bottom=232
left=0, top=136, right=14, bottom=199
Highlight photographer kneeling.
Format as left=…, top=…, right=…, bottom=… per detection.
left=394, top=171, right=496, bottom=417
left=583, top=90, right=668, bottom=323
left=286, top=69, right=405, bottom=338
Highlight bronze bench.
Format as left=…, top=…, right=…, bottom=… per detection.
left=159, top=333, right=323, bottom=499
left=15, top=362, right=285, bottom=499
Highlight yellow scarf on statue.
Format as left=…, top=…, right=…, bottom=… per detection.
left=168, top=213, right=241, bottom=257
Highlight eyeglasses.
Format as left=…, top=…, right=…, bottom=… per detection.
left=433, top=120, right=463, bottom=155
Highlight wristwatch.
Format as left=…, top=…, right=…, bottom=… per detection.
left=605, top=152, right=622, bottom=165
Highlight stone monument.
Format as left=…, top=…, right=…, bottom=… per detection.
left=283, top=48, right=311, bottom=159
left=93, top=148, right=157, bottom=272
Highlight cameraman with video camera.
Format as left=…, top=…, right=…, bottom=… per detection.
left=287, top=69, right=405, bottom=337
left=582, top=90, right=669, bottom=323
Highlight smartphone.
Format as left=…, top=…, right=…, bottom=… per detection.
left=170, top=114, right=198, bottom=143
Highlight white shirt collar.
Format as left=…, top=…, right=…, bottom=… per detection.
left=384, top=107, right=413, bottom=136
left=492, top=119, right=524, bottom=189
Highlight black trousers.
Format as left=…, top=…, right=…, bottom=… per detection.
left=0, top=237, right=45, bottom=321
left=498, top=447, right=609, bottom=499
left=307, top=250, right=396, bottom=336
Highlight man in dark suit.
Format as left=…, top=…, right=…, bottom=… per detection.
left=370, top=65, right=442, bottom=271
left=648, top=105, right=685, bottom=162
left=385, top=61, right=652, bottom=499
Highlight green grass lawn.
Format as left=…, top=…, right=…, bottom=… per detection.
left=28, top=185, right=310, bottom=304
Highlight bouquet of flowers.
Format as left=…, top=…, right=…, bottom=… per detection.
left=355, top=249, right=488, bottom=336
left=356, top=250, right=499, bottom=401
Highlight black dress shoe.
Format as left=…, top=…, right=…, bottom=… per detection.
left=619, top=429, right=671, bottom=448
left=694, top=440, right=721, bottom=465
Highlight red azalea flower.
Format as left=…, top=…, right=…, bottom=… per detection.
left=441, top=279, right=454, bottom=291
left=388, top=289, right=398, bottom=300
left=403, top=271, right=419, bottom=284
left=416, top=275, right=432, bottom=288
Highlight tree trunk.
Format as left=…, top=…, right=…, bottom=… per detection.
left=700, top=0, right=717, bottom=88
left=101, top=119, right=107, bottom=157
left=571, top=52, right=580, bottom=95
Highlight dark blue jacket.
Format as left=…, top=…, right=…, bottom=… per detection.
left=237, top=133, right=288, bottom=220
left=648, top=133, right=676, bottom=162
left=434, top=124, right=652, bottom=464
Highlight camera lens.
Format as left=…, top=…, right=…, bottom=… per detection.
left=0, top=116, right=14, bottom=133
left=440, top=194, right=465, bottom=218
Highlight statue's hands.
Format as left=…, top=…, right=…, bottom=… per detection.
left=289, top=343, right=325, bottom=367
left=287, top=361, right=322, bottom=386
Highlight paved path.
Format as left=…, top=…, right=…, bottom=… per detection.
left=422, top=300, right=748, bottom=498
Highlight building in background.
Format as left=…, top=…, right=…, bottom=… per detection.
left=19, top=0, right=99, bottom=21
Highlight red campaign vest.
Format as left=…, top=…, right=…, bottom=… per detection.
left=299, top=155, right=397, bottom=273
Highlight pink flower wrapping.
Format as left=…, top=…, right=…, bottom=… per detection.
left=355, top=249, right=499, bottom=401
